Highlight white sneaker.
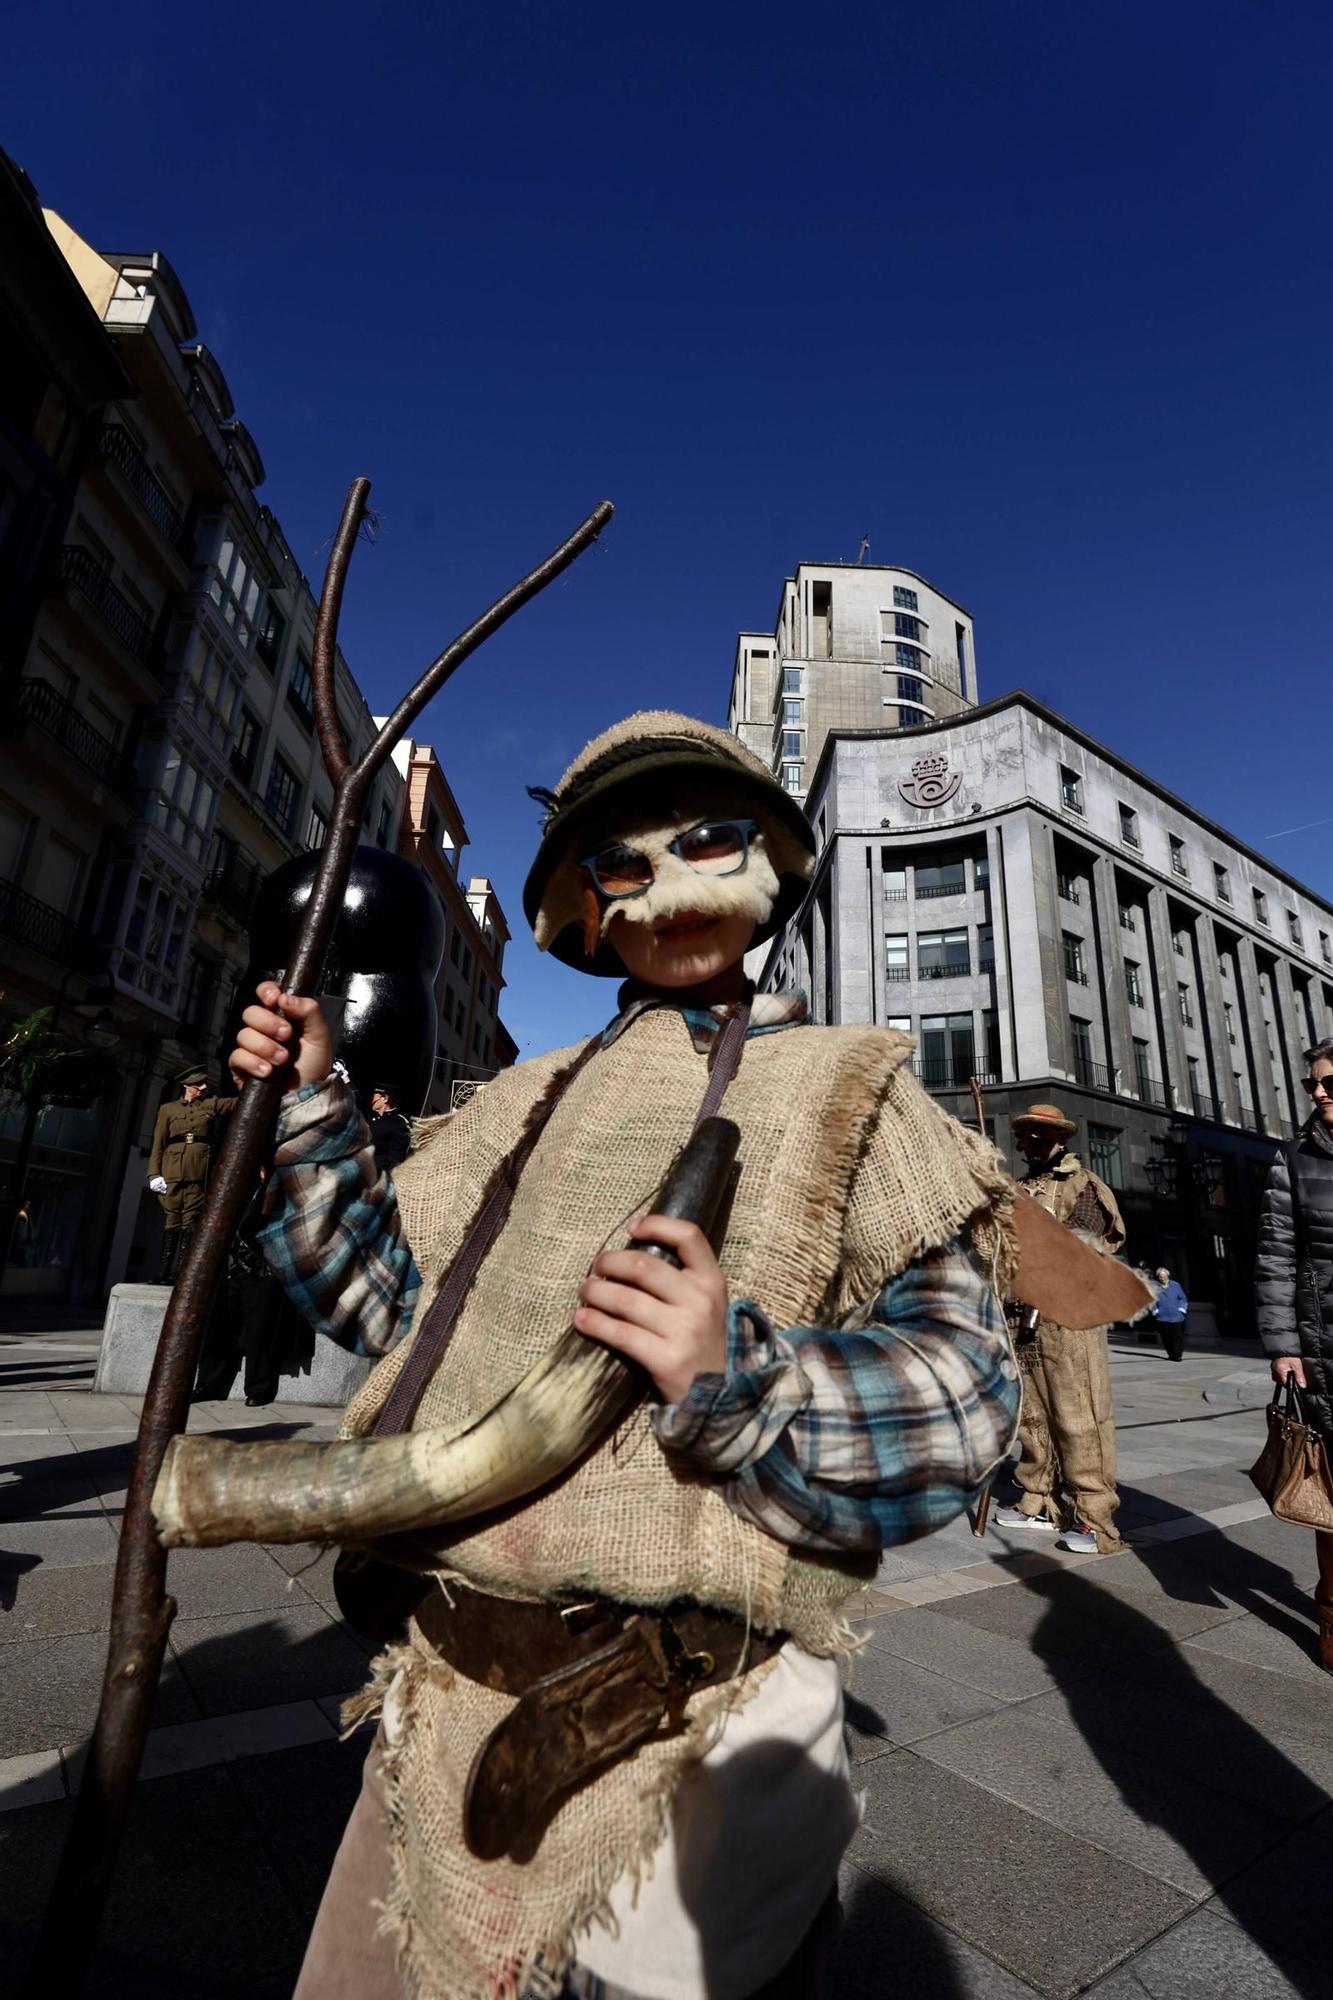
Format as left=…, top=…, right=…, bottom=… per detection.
left=1055, top=1526, right=1100, bottom=1553
left=993, top=1505, right=1057, bottom=1533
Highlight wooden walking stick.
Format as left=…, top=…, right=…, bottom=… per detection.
left=968, top=1073, right=998, bottom=1539
left=24, top=480, right=614, bottom=1995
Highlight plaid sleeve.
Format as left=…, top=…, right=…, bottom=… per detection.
left=652, top=1233, right=1019, bottom=1554
left=255, top=1075, right=420, bottom=1357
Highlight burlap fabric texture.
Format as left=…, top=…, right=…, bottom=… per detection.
left=336, top=1006, right=1013, bottom=2000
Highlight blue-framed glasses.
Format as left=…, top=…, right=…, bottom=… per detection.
left=580, top=819, right=760, bottom=900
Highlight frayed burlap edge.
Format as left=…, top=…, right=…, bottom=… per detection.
left=348, top=1634, right=784, bottom=2000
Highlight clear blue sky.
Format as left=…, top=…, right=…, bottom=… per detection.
left=10, top=2, right=1332, bottom=1055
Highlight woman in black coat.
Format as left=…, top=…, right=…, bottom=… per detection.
left=1254, top=1035, right=1333, bottom=1671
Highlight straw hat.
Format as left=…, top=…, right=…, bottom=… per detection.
left=1012, top=1102, right=1077, bottom=1138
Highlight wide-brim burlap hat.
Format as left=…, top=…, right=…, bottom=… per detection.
left=522, top=710, right=816, bottom=976
left=1012, top=1101, right=1078, bottom=1138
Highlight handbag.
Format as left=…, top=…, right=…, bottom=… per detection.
left=1248, top=1375, right=1333, bottom=1531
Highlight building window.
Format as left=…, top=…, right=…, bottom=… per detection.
left=1178, top=981, right=1194, bottom=1027
left=783, top=667, right=801, bottom=694
left=1169, top=834, right=1188, bottom=878
left=286, top=649, right=315, bottom=724
left=978, top=924, right=994, bottom=972
left=1087, top=1124, right=1124, bottom=1190
left=265, top=752, right=300, bottom=836
left=918, top=929, right=970, bottom=978
left=781, top=763, right=802, bottom=793
left=305, top=802, right=327, bottom=849
left=894, top=642, right=922, bottom=672
left=208, top=527, right=264, bottom=649
left=885, top=934, right=909, bottom=981
left=984, top=1007, right=1001, bottom=1077
left=184, top=631, right=242, bottom=742
left=1070, top=1015, right=1095, bottom=1084
left=120, top=868, right=190, bottom=1003
left=782, top=730, right=802, bottom=757
left=918, top=1013, right=975, bottom=1088
left=975, top=854, right=989, bottom=889
left=783, top=698, right=802, bottom=725
left=1063, top=932, right=1088, bottom=985
left=894, top=613, right=924, bottom=643
left=1125, top=961, right=1144, bottom=1008
left=893, top=585, right=918, bottom=611
left=1172, top=928, right=1188, bottom=958
left=257, top=603, right=287, bottom=670
left=1133, top=1038, right=1154, bottom=1102
left=1058, top=869, right=1081, bottom=906
left=1118, top=803, right=1139, bottom=848
left=1060, top=766, right=1083, bottom=814
left=1224, top=999, right=1237, bottom=1045
left=152, top=743, right=215, bottom=863
left=230, top=707, right=261, bottom=785
left=883, top=865, right=907, bottom=902
left=1288, top=912, right=1303, bottom=949
left=1321, top=931, right=1332, bottom=966
left=1118, top=898, right=1136, bottom=933
left=1254, top=887, right=1269, bottom=927
left=886, top=1015, right=911, bottom=1032
left=914, top=858, right=967, bottom=898
left=376, top=798, right=393, bottom=848
left=1214, top=861, right=1231, bottom=903
left=897, top=675, right=924, bottom=705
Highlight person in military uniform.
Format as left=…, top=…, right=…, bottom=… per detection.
left=147, top=1066, right=238, bottom=1285
left=367, top=1083, right=412, bottom=1175
left=993, top=1102, right=1127, bottom=1553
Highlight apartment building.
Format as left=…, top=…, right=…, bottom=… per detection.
left=728, top=560, right=977, bottom=799
left=759, top=693, right=1333, bottom=1336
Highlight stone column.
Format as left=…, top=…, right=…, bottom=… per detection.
left=986, top=821, right=1015, bottom=1083
left=999, top=813, right=1061, bottom=1079
left=1146, top=884, right=1188, bottom=1109
left=1090, top=853, right=1133, bottom=1095
left=1194, top=919, right=1236, bottom=1123
left=1235, top=936, right=1282, bottom=1133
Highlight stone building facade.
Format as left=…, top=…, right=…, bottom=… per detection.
left=727, top=559, right=977, bottom=800
left=756, top=693, right=1333, bottom=1337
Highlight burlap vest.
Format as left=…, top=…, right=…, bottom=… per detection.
left=342, top=1004, right=1008, bottom=1649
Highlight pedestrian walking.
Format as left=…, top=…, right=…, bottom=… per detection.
left=228, top=709, right=1023, bottom=2000
left=193, top=1179, right=315, bottom=1405
left=1152, top=1266, right=1189, bottom=1362
left=146, top=1066, right=237, bottom=1285
left=1255, top=1035, right=1333, bottom=1671
left=993, top=1102, right=1127, bottom=1553
left=367, top=1083, right=412, bottom=1174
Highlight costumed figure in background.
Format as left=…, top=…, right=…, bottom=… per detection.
left=193, top=1171, right=316, bottom=1407
left=218, top=713, right=1023, bottom=2000
left=147, top=1066, right=237, bottom=1286
left=993, top=1102, right=1127, bottom=1554
left=368, top=1083, right=413, bottom=1175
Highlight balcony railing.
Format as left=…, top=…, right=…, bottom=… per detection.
left=204, top=854, right=264, bottom=927
left=978, top=955, right=996, bottom=973
left=885, top=965, right=911, bottom=981
left=915, top=881, right=966, bottom=899
left=5, top=678, right=133, bottom=795
left=1191, top=1087, right=1220, bottom=1123
left=1059, top=884, right=1082, bottom=905
left=919, top=960, right=971, bottom=980
left=255, top=624, right=282, bottom=670
left=57, top=546, right=155, bottom=663
left=1135, top=1073, right=1170, bottom=1108
left=1066, top=965, right=1089, bottom=986
left=96, top=424, right=187, bottom=549
left=884, top=886, right=908, bottom=901
left=914, top=1063, right=999, bottom=1091
left=1073, top=1054, right=1111, bottom=1092
left=1126, top=988, right=1145, bottom=1009
left=0, top=876, right=97, bottom=971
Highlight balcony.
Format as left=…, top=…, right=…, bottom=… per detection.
left=0, top=877, right=98, bottom=972
left=919, top=961, right=971, bottom=980
left=1126, top=988, right=1145, bottom=1009
left=57, top=546, right=155, bottom=666
left=1135, top=1073, right=1170, bottom=1109
left=914, top=1062, right=999, bottom=1090
left=96, top=424, right=187, bottom=550
left=255, top=624, right=282, bottom=670
left=1191, top=1087, right=1220, bottom=1123
left=885, top=965, right=911, bottom=982
left=4, top=679, right=134, bottom=796
left=915, top=881, right=966, bottom=900
left=204, top=853, right=264, bottom=928
left=1066, top=966, right=1089, bottom=987
left=979, top=955, right=996, bottom=973
left=884, top=886, right=908, bottom=902
left=1073, top=1054, right=1112, bottom=1092
left=1059, top=883, right=1082, bottom=906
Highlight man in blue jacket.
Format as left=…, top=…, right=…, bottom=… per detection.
left=1152, top=1266, right=1189, bottom=1362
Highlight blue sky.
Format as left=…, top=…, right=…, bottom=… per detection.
left=10, top=1, right=1332, bottom=1055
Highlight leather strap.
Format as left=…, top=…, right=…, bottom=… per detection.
left=371, top=994, right=752, bottom=1438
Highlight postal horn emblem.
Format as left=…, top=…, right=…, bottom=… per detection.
left=898, top=753, right=961, bottom=809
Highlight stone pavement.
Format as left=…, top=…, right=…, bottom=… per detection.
left=1, top=1323, right=1328, bottom=1997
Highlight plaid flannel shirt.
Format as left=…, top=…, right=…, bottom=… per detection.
left=257, top=994, right=1019, bottom=1554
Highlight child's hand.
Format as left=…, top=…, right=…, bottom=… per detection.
left=575, top=1215, right=728, bottom=1406
left=231, top=982, right=333, bottom=1092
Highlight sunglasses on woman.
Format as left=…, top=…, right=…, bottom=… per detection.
left=1303, top=1075, right=1333, bottom=1098
left=580, top=819, right=759, bottom=900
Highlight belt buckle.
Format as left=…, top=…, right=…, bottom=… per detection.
left=658, top=1613, right=714, bottom=1688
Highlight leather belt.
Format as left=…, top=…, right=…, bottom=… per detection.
left=413, top=1584, right=784, bottom=1863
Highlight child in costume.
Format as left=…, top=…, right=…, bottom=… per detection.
left=230, top=712, right=1021, bottom=2000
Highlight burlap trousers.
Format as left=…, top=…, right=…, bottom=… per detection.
left=1012, top=1326, right=1122, bottom=1552
left=294, top=1739, right=834, bottom=2000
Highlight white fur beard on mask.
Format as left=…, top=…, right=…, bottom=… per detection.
left=596, top=838, right=782, bottom=940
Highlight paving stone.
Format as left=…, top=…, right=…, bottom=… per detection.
left=0, top=1511, right=119, bottom=1570
left=913, top=1699, right=1291, bottom=1897
left=0, top=1465, right=104, bottom=1523
left=0, top=1432, right=77, bottom=1464
left=850, top=1750, right=1192, bottom=1997
left=844, top=1643, right=1008, bottom=1758
left=1184, top=1605, right=1328, bottom=1683
left=862, top=1604, right=1078, bottom=1702
left=0, top=1763, right=308, bottom=1994
left=1082, top=1907, right=1321, bottom=1998
left=0, top=1559, right=114, bottom=1644
left=0, top=1748, right=65, bottom=1811
left=63, top=1697, right=336, bottom=1790
left=1106, top=1636, right=1333, bottom=1791
left=1203, top=1802, right=1333, bottom=1983
left=170, top=1602, right=372, bottom=1717
left=836, top=1859, right=1041, bottom=1996
left=228, top=1731, right=369, bottom=1918
left=0, top=1626, right=198, bottom=1758
left=929, top=1564, right=1237, bottom=1666
left=264, top=1542, right=342, bottom=1611
left=163, top=1544, right=311, bottom=1621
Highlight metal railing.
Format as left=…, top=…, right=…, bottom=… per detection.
left=1059, top=883, right=1081, bottom=905
left=204, top=853, right=264, bottom=927
left=1066, top=965, right=1089, bottom=986
left=96, top=425, right=187, bottom=549
left=915, top=881, right=967, bottom=899
left=914, top=1063, right=999, bottom=1091
left=885, top=965, right=910, bottom=981
left=255, top=624, right=282, bottom=669
left=919, top=960, right=971, bottom=980
left=1126, top=987, right=1145, bottom=1008
left=1073, top=1054, right=1111, bottom=1091
left=1191, top=1087, right=1220, bottom=1123
left=1135, top=1072, right=1170, bottom=1108
left=6, top=679, right=133, bottom=794
left=884, top=886, right=908, bottom=901
left=57, top=546, right=154, bottom=663
left=0, top=876, right=96, bottom=970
